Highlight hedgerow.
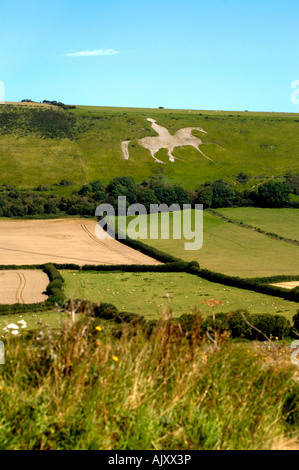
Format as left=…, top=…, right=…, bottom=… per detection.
left=187, top=266, right=299, bottom=303
left=73, top=300, right=298, bottom=341
left=81, top=261, right=188, bottom=272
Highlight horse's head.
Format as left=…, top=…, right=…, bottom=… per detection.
left=191, top=127, right=207, bottom=134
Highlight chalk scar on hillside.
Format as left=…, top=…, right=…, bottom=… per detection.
left=121, top=118, right=224, bottom=163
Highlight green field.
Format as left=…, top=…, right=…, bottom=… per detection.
left=62, top=270, right=298, bottom=321
left=217, top=207, right=299, bottom=241
left=0, top=309, right=68, bottom=331
left=1, top=103, right=299, bottom=191
left=114, top=209, right=299, bottom=277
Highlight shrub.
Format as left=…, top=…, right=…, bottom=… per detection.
left=176, top=313, right=196, bottom=334
left=201, top=310, right=291, bottom=340
left=225, top=310, right=253, bottom=338
left=93, top=303, right=119, bottom=320
left=186, top=261, right=200, bottom=272
left=283, top=382, right=299, bottom=427
left=115, top=312, right=145, bottom=326
left=46, top=279, right=64, bottom=296
left=251, top=314, right=291, bottom=340
left=257, top=181, right=291, bottom=208
left=293, top=311, right=299, bottom=334
left=201, top=312, right=231, bottom=335
left=43, top=263, right=64, bottom=283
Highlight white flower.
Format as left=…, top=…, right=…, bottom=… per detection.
left=6, top=323, right=19, bottom=330
left=17, top=320, right=27, bottom=329
left=3, top=323, right=23, bottom=334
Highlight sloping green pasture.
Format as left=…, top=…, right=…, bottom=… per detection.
left=114, top=210, right=299, bottom=277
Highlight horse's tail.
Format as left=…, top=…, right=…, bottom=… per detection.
left=121, top=140, right=131, bottom=160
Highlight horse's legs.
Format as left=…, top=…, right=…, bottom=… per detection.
left=150, top=149, right=164, bottom=164
left=192, top=144, right=214, bottom=162
left=121, top=140, right=131, bottom=160
left=167, top=147, right=175, bottom=162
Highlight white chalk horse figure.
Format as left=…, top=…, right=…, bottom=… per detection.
left=121, top=118, right=220, bottom=163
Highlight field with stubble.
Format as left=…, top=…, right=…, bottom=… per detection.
left=0, top=269, right=48, bottom=304
left=0, top=218, right=160, bottom=266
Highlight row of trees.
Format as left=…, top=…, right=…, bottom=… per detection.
left=0, top=174, right=297, bottom=218
left=194, top=179, right=293, bottom=209
left=42, top=100, right=76, bottom=110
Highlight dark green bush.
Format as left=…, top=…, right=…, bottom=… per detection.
left=81, top=262, right=187, bottom=273
left=224, top=310, right=253, bottom=338
left=251, top=314, right=291, bottom=340
left=201, top=312, right=231, bottom=335
left=46, top=279, right=63, bottom=295
left=93, top=303, right=119, bottom=320
left=283, top=382, right=299, bottom=427
left=0, top=302, right=48, bottom=315
left=186, top=261, right=200, bottom=273
left=115, top=312, right=145, bottom=326
left=201, top=310, right=291, bottom=340
left=43, top=263, right=64, bottom=283
left=293, top=311, right=299, bottom=334
left=142, top=319, right=158, bottom=337
left=176, top=313, right=196, bottom=333
left=53, top=264, right=81, bottom=270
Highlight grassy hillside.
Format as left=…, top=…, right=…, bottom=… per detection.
left=1, top=103, right=299, bottom=191
left=217, top=207, right=299, bottom=241
left=114, top=210, right=299, bottom=277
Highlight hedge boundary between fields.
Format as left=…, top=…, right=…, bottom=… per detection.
left=86, top=220, right=299, bottom=304
left=63, top=261, right=299, bottom=303
left=66, top=299, right=299, bottom=342
left=0, top=263, right=65, bottom=315
left=1, top=233, right=298, bottom=321
left=207, top=208, right=299, bottom=246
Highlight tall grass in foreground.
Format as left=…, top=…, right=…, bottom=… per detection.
left=0, top=310, right=298, bottom=450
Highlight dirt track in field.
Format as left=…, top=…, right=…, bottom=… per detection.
left=270, top=281, right=299, bottom=289
left=0, top=270, right=49, bottom=304
left=0, top=219, right=161, bottom=266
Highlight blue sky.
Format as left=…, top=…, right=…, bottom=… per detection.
left=1, top=0, right=299, bottom=112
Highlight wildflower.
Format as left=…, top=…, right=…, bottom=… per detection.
left=17, top=320, right=27, bottom=329
left=3, top=323, right=19, bottom=334
left=112, top=355, right=119, bottom=362
left=96, top=326, right=102, bottom=332
left=5, top=323, right=19, bottom=330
